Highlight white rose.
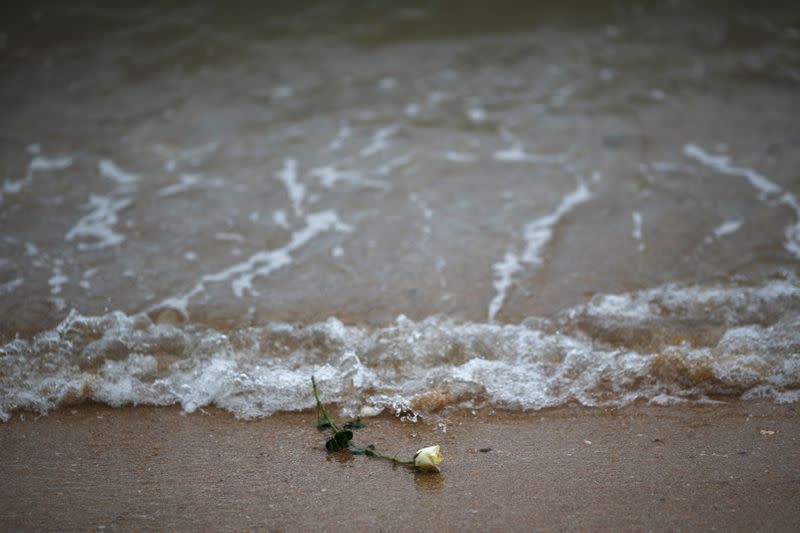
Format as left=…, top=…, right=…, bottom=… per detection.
left=413, top=445, right=444, bottom=472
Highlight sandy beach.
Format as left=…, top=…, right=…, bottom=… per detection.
left=2, top=3, right=800, bottom=531
left=1, top=402, right=798, bottom=531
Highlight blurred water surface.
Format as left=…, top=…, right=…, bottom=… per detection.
left=1, top=1, right=799, bottom=419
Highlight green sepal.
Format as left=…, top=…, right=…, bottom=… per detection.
left=334, top=430, right=353, bottom=447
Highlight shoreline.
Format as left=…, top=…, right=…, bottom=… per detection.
left=1, top=401, right=799, bottom=531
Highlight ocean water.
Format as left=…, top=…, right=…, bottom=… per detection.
left=1, top=1, right=799, bottom=421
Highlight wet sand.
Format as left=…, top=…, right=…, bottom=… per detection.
left=1, top=402, right=798, bottom=531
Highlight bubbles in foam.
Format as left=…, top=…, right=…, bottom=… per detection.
left=377, top=77, right=397, bottom=90
left=488, top=252, right=521, bottom=322
left=572, top=278, right=800, bottom=325
left=684, top=144, right=800, bottom=258
left=275, top=158, right=305, bottom=217
left=467, top=107, right=486, bottom=123
left=154, top=141, right=219, bottom=172
left=404, top=102, right=420, bottom=117
left=360, top=125, right=398, bottom=158
left=444, top=151, right=479, bottom=163
left=310, top=164, right=388, bottom=190
left=684, top=144, right=780, bottom=197
left=376, top=154, right=411, bottom=177
left=2, top=150, right=73, bottom=199
left=151, top=209, right=352, bottom=315
left=2, top=279, right=798, bottom=422
left=489, top=182, right=591, bottom=320
left=272, top=209, right=290, bottom=230
left=0, top=277, right=24, bottom=297
left=272, top=86, right=293, bottom=99
left=98, top=159, right=139, bottom=187
left=65, top=195, right=133, bottom=251
left=632, top=211, right=645, bottom=251
left=48, top=259, right=67, bottom=295
left=326, top=121, right=351, bottom=152
left=713, top=219, right=743, bottom=238
left=493, top=128, right=564, bottom=165
left=493, top=143, right=563, bottom=164
left=157, top=174, right=202, bottom=198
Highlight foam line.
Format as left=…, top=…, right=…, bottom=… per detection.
left=98, top=159, right=139, bottom=185
left=157, top=174, right=202, bottom=198
left=0, top=277, right=23, bottom=296
left=5, top=278, right=799, bottom=421
left=272, top=210, right=290, bottom=230
left=156, top=141, right=219, bottom=172
left=327, top=121, right=351, bottom=152
left=275, top=158, right=305, bottom=217
left=3, top=154, right=73, bottom=197
left=493, top=142, right=563, bottom=164
left=713, top=219, right=743, bottom=238
left=684, top=144, right=800, bottom=258
left=489, top=183, right=591, bottom=320
left=684, top=144, right=781, bottom=197
left=310, top=164, right=388, bottom=190
left=360, top=125, right=398, bottom=157
left=521, top=184, right=591, bottom=264
left=444, top=151, right=479, bottom=163
left=154, top=210, right=351, bottom=316
left=632, top=212, right=645, bottom=251
left=29, top=155, right=73, bottom=173
left=376, top=154, right=411, bottom=177
left=488, top=252, right=522, bottom=322
left=65, top=195, right=132, bottom=251
left=48, top=261, right=67, bottom=295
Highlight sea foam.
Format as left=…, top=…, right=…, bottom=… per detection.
left=2, top=279, right=798, bottom=422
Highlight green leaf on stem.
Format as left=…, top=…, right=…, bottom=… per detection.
left=324, top=431, right=354, bottom=452
left=351, top=444, right=376, bottom=456
left=343, top=418, right=365, bottom=430
left=325, top=437, right=343, bottom=452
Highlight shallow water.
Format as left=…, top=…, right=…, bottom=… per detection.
left=1, top=1, right=799, bottom=420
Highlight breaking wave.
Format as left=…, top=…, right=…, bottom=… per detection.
left=2, top=277, right=799, bottom=422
